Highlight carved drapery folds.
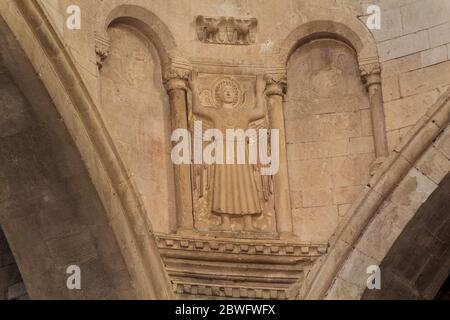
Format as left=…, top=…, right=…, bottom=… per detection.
left=189, top=72, right=277, bottom=233
left=162, top=69, right=295, bottom=236
left=196, top=16, right=257, bottom=45
left=360, top=62, right=389, bottom=158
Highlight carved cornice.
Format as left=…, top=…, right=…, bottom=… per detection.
left=173, top=281, right=287, bottom=299
left=94, top=31, right=111, bottom=70
left=360, top=62, right=382, bottom=87
left=264, top=73, right=287, bottom=96
left=163, top=67, right=190, bottom=92
left=156, top=233, right=327, bottom=299
left=196, top=16, right=257, bottom=45
left=156, top=234, right=327, bottom=257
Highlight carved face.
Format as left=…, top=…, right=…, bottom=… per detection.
left=220, top=85, right=236, bottom=103
left=215, top=80, right=239, bottom=106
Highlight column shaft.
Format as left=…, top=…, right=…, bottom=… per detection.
left=165, top=77, right=193, bottom=231
left=367, top=80, right=389, bottom=157
left=266, top=79, right=293, bottom=235
left=362, top=65, right=389, bottom=158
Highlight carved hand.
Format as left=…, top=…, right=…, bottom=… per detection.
left=189, top=70, right=199, bottom=93
left=256, top=74, right=266, bottom=94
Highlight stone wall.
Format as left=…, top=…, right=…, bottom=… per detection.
left=363, top=0, right=450, bottom=150
left=286, top=39, right=374, bottom=242
left=100, top=23, right=176, bottom=234
left=35, top=0, right=450, bottom=243
left=363, top=174, right=450, bottom=300
left=0, top=0, right=448, bottom=299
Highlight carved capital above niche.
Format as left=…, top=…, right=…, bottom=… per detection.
left=359, top=62, right=382, bottom=86
left=196, top=15, right=257, bottom=45
left=163, top=67, right=190, bottom=92
left=264, top=73, right=287, bottom=96
left=94, top=31, right=111, bottom=69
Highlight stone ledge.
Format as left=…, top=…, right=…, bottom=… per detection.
left=156, top=233, right=327, bottom=299
left=155, top=233, right=327, bottom=258
left=173, top=281, right=287, bottom=299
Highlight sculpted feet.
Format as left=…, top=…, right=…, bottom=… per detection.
left=210, top=214, right=231, bottom=231
left=243, top=215, right=255, bottom=232
left=210, top=214, right=258, bottom=232
left=221, top=214, right=231, bottom=230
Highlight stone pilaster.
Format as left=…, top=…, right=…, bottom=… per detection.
left=264, top=73, right=293, bottom=235
left=360, top=63, right=389, bottom=158
left=163, top=67, right=194, bottom=232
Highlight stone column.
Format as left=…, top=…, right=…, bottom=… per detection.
left=163, top=67, right=193, bottom=232
left=361, top=63, right=389, bottom=158
left=264, top=74, right=293, bottom=235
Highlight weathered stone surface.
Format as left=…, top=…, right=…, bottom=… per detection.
left=421, top=46, right=448, bottom=68
left=100, top=24, right=176, bottom=234
left=384, top=90, right=440, bottom=130
left=292, top=206, right=339, bottom=242
left=382, top=75, right=400, bottom=102
left=363, top=174, right=450, bottom=300
left=415, top=146, right=450, bottom=184
left=429, top=22, right=450, bottom=48
left=401, top=0, right=450, bottom=34
left=0, top=0, right=449, bottom=301
left=285, top=38, right=375, bottom=241
left=399, top=61, right=450, bottom=97
left=378, top=31, right=429, bottom=62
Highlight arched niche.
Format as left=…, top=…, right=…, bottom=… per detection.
left=100, top=21, right=176, bottom=234
left=285, top=38, right=375, bottom=242
left=278, top=20, right=379, bottom=68
left=103, top=5, right=182, bottom=70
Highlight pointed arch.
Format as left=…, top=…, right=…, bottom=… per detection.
left=0, top=0, right=173, bottom=298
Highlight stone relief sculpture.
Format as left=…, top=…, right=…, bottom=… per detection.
left=196, top=16, right=227, bottom=43
left=196, top=16, right=257, bottom=45
left=227, top=17, right=257, bottom=44
left=188, top=73, right=273, bottom=232
left=155, top=70, right=316, bottom=300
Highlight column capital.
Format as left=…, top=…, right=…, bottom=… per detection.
left=163, top=67, right=190, bottom=92
left=360, top=62, right=381, bottom=87
left=95, top=31, right=111, bottom=70
left=264, top=73, right=287, bottom=97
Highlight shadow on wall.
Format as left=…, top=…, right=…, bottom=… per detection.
left=363, top=173, right=450, bottom=300
left=435, top=274, right=450, bottom=300
left=0, top=227, right=28, bottom=300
